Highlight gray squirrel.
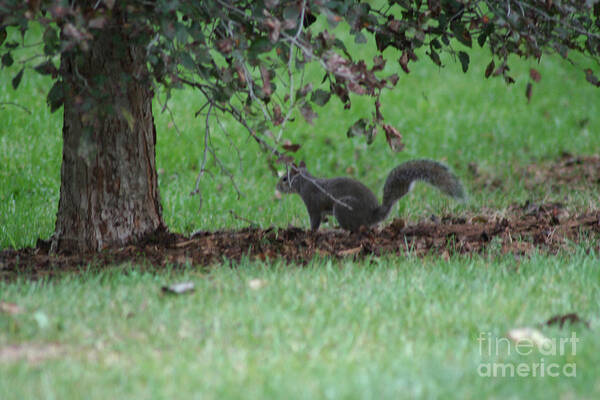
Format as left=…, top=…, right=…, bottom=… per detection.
left=276, top=159, right=465, bottom=232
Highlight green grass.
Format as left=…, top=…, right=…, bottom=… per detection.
left=1, top=253, right=599, bottom=399
left=1, top=24, right=600, bottom=399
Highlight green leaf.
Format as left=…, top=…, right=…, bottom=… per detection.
left=47, top=80, right=65, bottom=113
left=458, top=51, right=469, bottom=73
left=0, top=28, right=6, bottom=47
left=2, top=52, right=14, bottom=67
left=478, top=24, right=494, bottom=47
left=249, top=38, right=272, bottom=58
left=450, top=20, right=472, bottom=48
left=4, top=41, right=19, bottom=49
left=212, top=85, right=231, bottom=102
left=34, top=61, right=57, bottom=76
left=42, top=27, right=60, bottom=56
left=427, top=49, right=442, bottom=66
left=477, top=32, right=487, bottom=47
left=283, top=5, right=300, bottom=26
left=354, top=32, right=367, bottom=44
left=175, top=22, right=189, bottom=44
left=485, top=60, right=495, bottom=78
left=12, top=68, right=24, bottom=89
left=179, top=52, right=196, bottom=70
left=310, top=89, right=331, bottom=106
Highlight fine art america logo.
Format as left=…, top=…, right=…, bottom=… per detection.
left=477, top=330, right=579, bottom=378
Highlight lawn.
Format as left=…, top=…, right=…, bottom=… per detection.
left=1, top=23, right=600, bottom=399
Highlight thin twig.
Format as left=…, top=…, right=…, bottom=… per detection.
left=156, top=93, right=182, bottom=135
left=286, top=164, right=353, bottom=211
left=0, top=102, right=32, bottom=114
left=191, top=102, right=213, bottom=207
left=229, top=210, right=259, bottom=226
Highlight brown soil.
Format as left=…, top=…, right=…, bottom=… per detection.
left=470, top=152, right=600, bottom=191
left=1, top=202, right=598, bottom=281
left=525, top=153, right=600, bottom=191
left=1, top=155, right=599, bottom=280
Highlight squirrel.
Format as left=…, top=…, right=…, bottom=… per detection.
left=276, top=159, right=466, bottom=232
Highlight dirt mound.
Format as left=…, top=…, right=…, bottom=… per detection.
left=470, top=152, right=600, bottom=191
left=1, top=202, right=598, bottom=280
left=526, top=153, right=600, bottom=190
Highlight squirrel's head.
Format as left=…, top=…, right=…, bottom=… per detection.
left=276, top=161, right=306, bottom=193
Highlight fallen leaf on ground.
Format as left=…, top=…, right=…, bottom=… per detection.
left=337, top=246, right=362, bottom=257
left=544, top=313, right=590, bottom=329
left=507, top=327, right=552, bottom=350
left=0, top=343, right=64, bottom=364
left=248, top=279, right=267, bottom=290
left=162, top=282, right=195, bottom=295
left=0, top=301, right=22, bottom=315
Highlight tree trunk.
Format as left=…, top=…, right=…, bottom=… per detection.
left=53, top=22, right=165, bottom=253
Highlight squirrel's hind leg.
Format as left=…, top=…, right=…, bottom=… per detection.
left=333, top=196, right=369, bottom=233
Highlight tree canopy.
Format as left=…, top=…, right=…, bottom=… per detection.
left=2, top=0, right=599, bottom=153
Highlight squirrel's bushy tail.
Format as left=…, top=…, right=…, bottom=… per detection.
left=372, top=159, right=465, bottom=224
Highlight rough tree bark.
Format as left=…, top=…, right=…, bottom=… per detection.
left=52, top=21, right=165, bottom=252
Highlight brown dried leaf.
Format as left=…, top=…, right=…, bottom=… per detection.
left=530, top=68, right=541, bottom=82
left=216, top=38, right=233, bottom=54
left=347, top=81, right=366, bottom=95
left=383, top=124, right=404, bottom=152
left=399, top=51, right=410, bottom=74
left=0, top=343, right=64, bottom=364
left=272, top=104, right=283, bottom=125
left=276, top=154, right=295, bottom=164
left=264, top=17, right=282, bottom=42
left=337, top=245, right=362, bottom=257
left=260, top=65, right=272, bottom=97
left=282, top=143, right=301, bottom=152
left=296, top=83, right=313, bottom=99
left=470, top=215, right=489, bottom=224
left=373, top=55, right=386, bottom=71
left=300, top=104, right=317, bottom=124
left=387, top=19, right=401, bottom=32
left=0, top=301, right=22, bottom=315
left=375, top=100, right=384, bottom=123
left=585, top=68, right=600, bottom=87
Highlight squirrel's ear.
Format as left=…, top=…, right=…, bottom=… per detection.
left=299, top=160, right=306, bottom=168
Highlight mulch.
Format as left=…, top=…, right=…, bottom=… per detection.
left=1, top=154, right=599, bottom=280
left=1, top=201, right=598, bottom=280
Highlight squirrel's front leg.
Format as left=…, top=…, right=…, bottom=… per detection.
left=308, top=210, right=322, bottom=231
